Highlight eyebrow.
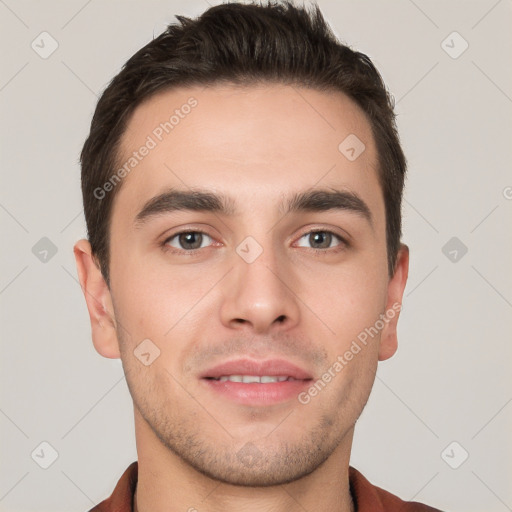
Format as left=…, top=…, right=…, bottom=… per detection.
left=134, top=187, right=372, bottom=226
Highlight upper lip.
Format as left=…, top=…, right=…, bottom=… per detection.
left=200, top=358, right=313, bottom=380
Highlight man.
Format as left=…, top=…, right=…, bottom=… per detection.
left=74, top=1, right=443, bottom=510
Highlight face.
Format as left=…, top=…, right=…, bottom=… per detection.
left=76, top=84, right=408, bottom=486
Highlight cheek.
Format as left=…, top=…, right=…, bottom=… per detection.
left=110, top=253, right=223, bottom=344
left=300, top=261, right=388, bottom=345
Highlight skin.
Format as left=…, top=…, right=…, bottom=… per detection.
left=75, top=84, right=409, bottom=512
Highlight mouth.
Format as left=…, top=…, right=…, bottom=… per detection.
left=206, top=375, right=301, bottom=383
left=200, top=359, right=313, bottom=405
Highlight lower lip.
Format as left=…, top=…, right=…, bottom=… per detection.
left=201, top=378, right=311, bottom=406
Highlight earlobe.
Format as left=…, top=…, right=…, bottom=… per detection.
left=378, top=244, right=409, bottom=361
left=73, top=239, right=120, bottom=359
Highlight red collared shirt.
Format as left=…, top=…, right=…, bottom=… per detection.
left=89, top=462, right=443, bottom=511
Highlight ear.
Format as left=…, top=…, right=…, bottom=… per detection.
left=73, top=239, right=120, bottom=359
left=378, top=244, right=409, bottom=361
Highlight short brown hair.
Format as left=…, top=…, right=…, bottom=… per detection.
left=80, top=1, right=406, bottom=285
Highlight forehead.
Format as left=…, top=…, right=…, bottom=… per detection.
left=113, top=83, right=381, bottom=221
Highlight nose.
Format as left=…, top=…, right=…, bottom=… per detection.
left=219, top=246, right=301, bottom=335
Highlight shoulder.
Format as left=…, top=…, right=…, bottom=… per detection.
left=88, top=462, right=138, bottom=512
left=349, top=466, right=444, bottom=512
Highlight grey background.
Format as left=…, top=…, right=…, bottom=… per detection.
left=1, top=0, right=511, bottom=511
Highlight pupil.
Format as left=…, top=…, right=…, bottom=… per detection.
left=311, top=231, right=330, bottom=248
left=180, top=232, right=201, bottom=249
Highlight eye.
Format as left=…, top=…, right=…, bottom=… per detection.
left=164, top=231, right=214, bottom=251
left=295, top=230, right=346, bottom=251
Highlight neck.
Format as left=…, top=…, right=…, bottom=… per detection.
left=133, top=412, right=355, bottom=512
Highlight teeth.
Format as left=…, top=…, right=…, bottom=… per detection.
left=226, top=375, right=243, bottom=382
left=216, top=375, right=295, bottom=383
left=261, top=376, right=280, bottom=383
left=242, top=375, right=260, bottom=383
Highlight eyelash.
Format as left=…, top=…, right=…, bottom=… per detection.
left=161, top=229, right=349, bottom=255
